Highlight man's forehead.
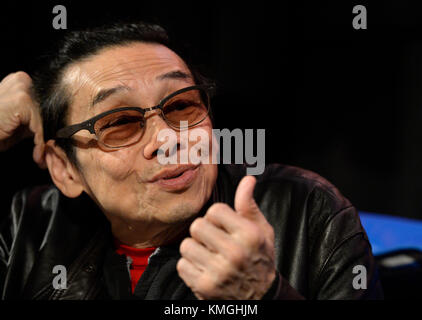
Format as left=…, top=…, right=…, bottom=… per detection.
left=61, top=43, right=191, bottom=98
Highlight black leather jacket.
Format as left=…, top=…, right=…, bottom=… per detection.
left=0, top=164, right=383, bottom=299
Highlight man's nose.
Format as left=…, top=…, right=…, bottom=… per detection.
left=142, top=112, right=183, bottom=160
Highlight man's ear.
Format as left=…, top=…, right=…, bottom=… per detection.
left=45, top=140, right=84, bottom=198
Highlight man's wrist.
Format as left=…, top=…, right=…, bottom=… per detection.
left=262, top=270, right=281, bottom=299
left=262, top=270, right=305, bottom=300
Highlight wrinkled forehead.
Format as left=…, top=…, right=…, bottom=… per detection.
left=61, top=42, right=192, bottom=104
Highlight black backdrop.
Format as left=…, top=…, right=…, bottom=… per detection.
left=1, top=0, right=422, bottom=220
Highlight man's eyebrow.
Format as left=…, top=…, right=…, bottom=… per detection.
left=91, top=85, right=131, bottom=107
left=156, top=70, right=192, bottom=82
left=90, top=71, right=191, bottom=107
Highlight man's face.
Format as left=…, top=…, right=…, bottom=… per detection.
left=61, top=42, right=218, bottom=233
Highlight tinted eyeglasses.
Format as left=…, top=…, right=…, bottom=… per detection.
left=55, top=84, right=214, bottom=149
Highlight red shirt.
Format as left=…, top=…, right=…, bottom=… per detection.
left=114, top=239, right=156, bottom=294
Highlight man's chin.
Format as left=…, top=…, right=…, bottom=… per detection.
left=157, top=201, right=203, bottom=225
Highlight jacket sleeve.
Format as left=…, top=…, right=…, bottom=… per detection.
left=265, top=225, right=383, bottom=300
left=307, top=191, right=384, bottom=300
left=0, top=190, right=24, bottom=296
left=264, top=183, right=383, bottom=300
left=263, top=271, right=305, bottom=300
left=312, top=213, right=384, bottom=299
left=0, top=221, right=10, bottom=296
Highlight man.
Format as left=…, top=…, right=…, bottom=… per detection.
left=0, top=22, right=382, bottom=299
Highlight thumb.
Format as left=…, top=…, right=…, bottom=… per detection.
left=234, top=175, right=260, bottom=218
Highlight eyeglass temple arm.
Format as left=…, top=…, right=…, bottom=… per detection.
left=56, top=121, right=95, bottom=138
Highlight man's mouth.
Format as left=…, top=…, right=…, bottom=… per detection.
left=150, top=165, right=200, bottom=190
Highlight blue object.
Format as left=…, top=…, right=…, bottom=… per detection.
left=358, top=211, right=422, bottom=255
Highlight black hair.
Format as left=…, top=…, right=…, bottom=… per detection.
left=32, top=21, right=212, bottom=165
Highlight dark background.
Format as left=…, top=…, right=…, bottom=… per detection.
left=1, top=0, right=422, bottom=220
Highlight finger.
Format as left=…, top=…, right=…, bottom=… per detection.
left=1, top=72, right=25, bottom=85
left=1, top=72, right=32, bottom=94
left=15, top=99, right=46, bottom=167
left=180, top=237, right=217, bottom=271
left=204, top=203, right=251, bottom=235
left=234, top=175, right=261, bottom=219
left=189, top=216, right=234, bottom=253
left=0, top=73, right=12, bottom=84
left=12, top=101, right=39, bottom=136
left=176, top=257, right=203, bottom=289
left=204, top=202, right=249, bottom=234
left=29, top=106, right=46, bottom=168
left=33, top=143, right=47, bottom=169
left=29, top=106, right=43, bottom=144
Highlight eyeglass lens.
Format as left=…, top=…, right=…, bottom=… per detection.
left=94, top=88, right=209, bottom=148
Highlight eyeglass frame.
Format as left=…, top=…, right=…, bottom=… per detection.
left=55, top=84, right=215, bottom=147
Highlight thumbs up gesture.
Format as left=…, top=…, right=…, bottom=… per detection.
left=177, top=176, right=276, bottom=300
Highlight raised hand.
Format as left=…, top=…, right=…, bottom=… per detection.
left=0, top=72, right=45, bottom=167
left=177, top=175, right=276, bottom=300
